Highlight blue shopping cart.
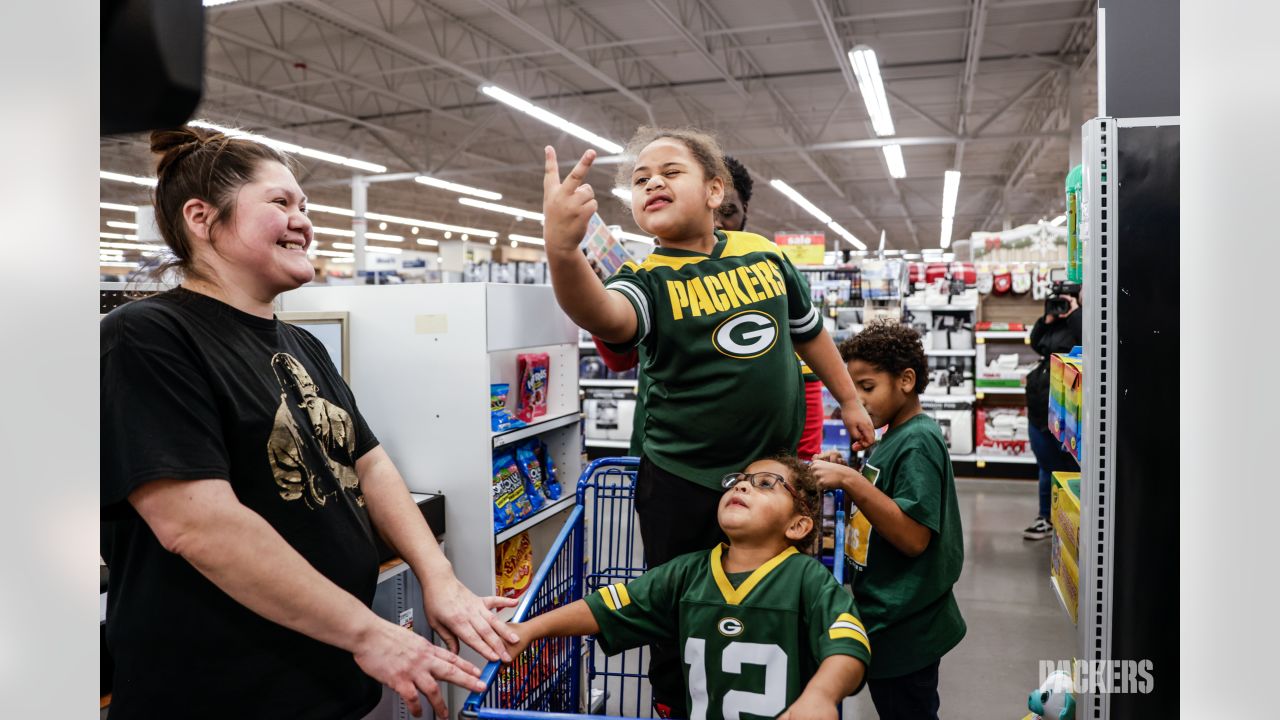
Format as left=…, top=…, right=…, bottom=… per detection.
left=462, top=457, right=847, bottom=720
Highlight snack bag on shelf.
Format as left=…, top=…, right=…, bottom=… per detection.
left=516, top=353, right=551, bottom=422
left=491, top=383, right=527, bottom=432
left=531, top=438, right=562, bottom=501
left=515, top=440, right=554, bottom=506
left=495, top=532, right=534, bottom=600
left=493, top=451, right=536, bottom=532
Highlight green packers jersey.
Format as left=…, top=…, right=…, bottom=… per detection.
left=844, top=414, right=966, bottom=679
left=605, top=230, right=822, bottom=489
left=585, top=545, right=871, bottom=720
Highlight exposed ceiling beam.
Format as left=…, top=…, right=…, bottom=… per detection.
left=471, top=0, right=656, bottom=123
left=952, top=0, right=990, bottom=170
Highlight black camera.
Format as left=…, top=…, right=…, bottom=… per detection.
left=1045, top=281, right=1081, bottom=316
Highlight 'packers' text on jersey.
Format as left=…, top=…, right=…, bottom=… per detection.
left=666, top=260, right=787, bottom=320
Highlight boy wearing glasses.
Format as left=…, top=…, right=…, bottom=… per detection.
left=503, top=455, right=871, bottom=720
left=809, top=320, right=966, bottom=720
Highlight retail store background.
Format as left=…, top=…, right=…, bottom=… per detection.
left=88, top=0, right=1190, bottom=718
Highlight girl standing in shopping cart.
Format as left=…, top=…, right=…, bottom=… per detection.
left=541, top=128, right=876, bottom=717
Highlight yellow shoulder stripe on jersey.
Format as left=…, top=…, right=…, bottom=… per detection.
left=599, top=582, right=631, bottom=611
left=828, top=613, right=871, bottom=653
left=720, top=231, right=782, bottom=259
left=710, top=544, right=798, bottom=606
left=637, top=253, right=710, bottom=273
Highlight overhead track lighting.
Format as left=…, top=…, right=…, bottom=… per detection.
left=100, top=202, right=139, bottom=212
left=331, top=242, right=402, bottom=255
left=769, top=179, right=867, bottom=250
left=508, top=233, right=545, bottom=246
left=415, top=175, right=503, bottom=201
left=479, top=84, right=624, bottom=154
left=939, top=170, right=961, bottom=248
left=100, top=171, right=157, bottom=187
left=458, top=197, right=544, bottom=222
left=307, top=203, right=498, bottom=238
left=848, top=45, right=895, bottom=137
left=188, top=120, right=387, bottom=173
left=882, top=144, right=907, bottom=179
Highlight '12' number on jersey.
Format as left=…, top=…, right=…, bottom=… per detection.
left=684, top=637, right=787, bottom=720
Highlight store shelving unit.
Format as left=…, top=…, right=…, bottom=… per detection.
left=277, top=282, right=583, bottom=624
left=1075, top=116, right=1179, bottom=718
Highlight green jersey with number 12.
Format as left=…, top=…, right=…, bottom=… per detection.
left=585, top=545, right=872, bottom=720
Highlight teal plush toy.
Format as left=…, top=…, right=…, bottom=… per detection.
left=1028, top=670, right=1076, bottom=720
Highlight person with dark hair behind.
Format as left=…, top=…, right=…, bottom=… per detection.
left=809, top=320, right=966, bottom=720
left=1021, top=294, right=1083, bottom=540
left=101, top=125, right=518, bottom=719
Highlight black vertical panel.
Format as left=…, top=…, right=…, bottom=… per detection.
left=1098, top=0, right=1180, bottom=118
left=1111, top=124, right=1179, bottom=717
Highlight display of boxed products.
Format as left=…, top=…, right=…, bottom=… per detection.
left=927, top=358, right=975, bottom=395
left=930, top=314, right=974, bottom=350
left=583, top=385, right=636, bottom=442
left=977, top=352, right=1033, bottom=388
left=1063, top=356, right=1083, bottom=463
left=976, top=406, right=1031, bottom=457
left=1051, top=472, right=1081, bottom=560
left=923, top=403, right=974, bottom=455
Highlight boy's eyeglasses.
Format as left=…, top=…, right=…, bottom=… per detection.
left=721, top=472, right=798, bottom=499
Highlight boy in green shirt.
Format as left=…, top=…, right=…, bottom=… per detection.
left=810, top=320, right=966, bottom=720
left=503, top=456, right=872, bottom=720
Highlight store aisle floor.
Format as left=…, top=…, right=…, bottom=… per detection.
left=843, top=477, right=1076, bottom=720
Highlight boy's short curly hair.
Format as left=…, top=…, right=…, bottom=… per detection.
left=723, top=155, right=754, bottom=205
left=838, top=319, right=930, bottom=394
left=766, top=454, right=823, bottom=552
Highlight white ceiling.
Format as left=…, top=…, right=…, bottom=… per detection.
left=100, top=0, right=1099, bottom=256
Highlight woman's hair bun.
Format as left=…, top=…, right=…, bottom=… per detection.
left=150, top=126, right=224, bottom=177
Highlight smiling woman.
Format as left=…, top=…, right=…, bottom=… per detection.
left=99, top=125, right=518, bottom=718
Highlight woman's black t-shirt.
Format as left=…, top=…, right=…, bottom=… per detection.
left=101, top=287, right=382, bottom=719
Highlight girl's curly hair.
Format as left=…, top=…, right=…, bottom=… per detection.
left=765, top=454, right=824, bottom=552
left=838, top=319, right=930, bottom=393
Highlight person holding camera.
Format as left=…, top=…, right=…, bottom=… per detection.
left=1022, top=292, right=1082, bottom=540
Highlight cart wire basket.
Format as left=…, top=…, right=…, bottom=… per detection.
left=462, top=457, right=847, bottom=720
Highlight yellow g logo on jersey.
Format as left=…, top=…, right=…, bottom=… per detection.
left=717, top=617, right=744, bottom=637
left=712, top=311, right=778, bottom=359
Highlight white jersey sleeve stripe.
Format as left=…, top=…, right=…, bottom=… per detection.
left=610, top=281, right=651, bottom=341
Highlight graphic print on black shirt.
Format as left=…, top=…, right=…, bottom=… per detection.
left=268, top=352, right=365, bottom=510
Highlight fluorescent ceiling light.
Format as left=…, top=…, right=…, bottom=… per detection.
left=1050, top=215, right=1066, bottom=226
left=188, top=120, right=386, bottom=174
left=940, top=217, right=954, bottom=249
left=848, top=45, right=895, bottom=137
left=203, top=0, right=241, bottom=6
left=878, top=229, right=886, bottom=253
left=100, top=202, right=139, bottom=212
left=101, top=241, right=161, bottom=251
left=101, top=171, right=157, bottom=187
left=416, top=238, right=439, bottom=247
left=509, top=233, right=545, bottom=246
left=308, top=203, right=499, bottom=238
left=312, top=226, right=404, bottom=242
left=312, top=250, right=354, bottom=258
left=769, top=179, right=832, bottom=225
left=826, top=221, right=867, bottom=251
left=882, top=144, right=907, bottom=179
left=106, top=220, right=138, bottom=230
left=458, top=197, right=544, bottom=222
left=479, top=84, right=624, bottom=154
left=101, top=261, right=141, bottom=268
left=100, top=232, right=139, bottom=240
left=415, top=175, right=502, bottom=201
left=331, top=242, right=402, bottom=255
left=941, top=170, right=962, bottom=219
left=612, top=188, right=633, bottom=202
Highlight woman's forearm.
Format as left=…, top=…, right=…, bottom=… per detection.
left=132, top=479, right=383, bottom=654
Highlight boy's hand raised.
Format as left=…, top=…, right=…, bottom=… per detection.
left=543, top=146, right=598, bottom=256
left=810, top=459, right=864, bottom=494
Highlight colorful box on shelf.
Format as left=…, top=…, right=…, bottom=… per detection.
left=1051, top=472, right=1081, bottom=560
left=1048, top=395, right=1067, bottom=442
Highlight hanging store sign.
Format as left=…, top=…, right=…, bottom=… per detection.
left=774, top=233, right=826, bottom=266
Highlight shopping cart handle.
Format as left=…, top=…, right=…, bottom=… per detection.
left=463, top=709, right=645, bottom=720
